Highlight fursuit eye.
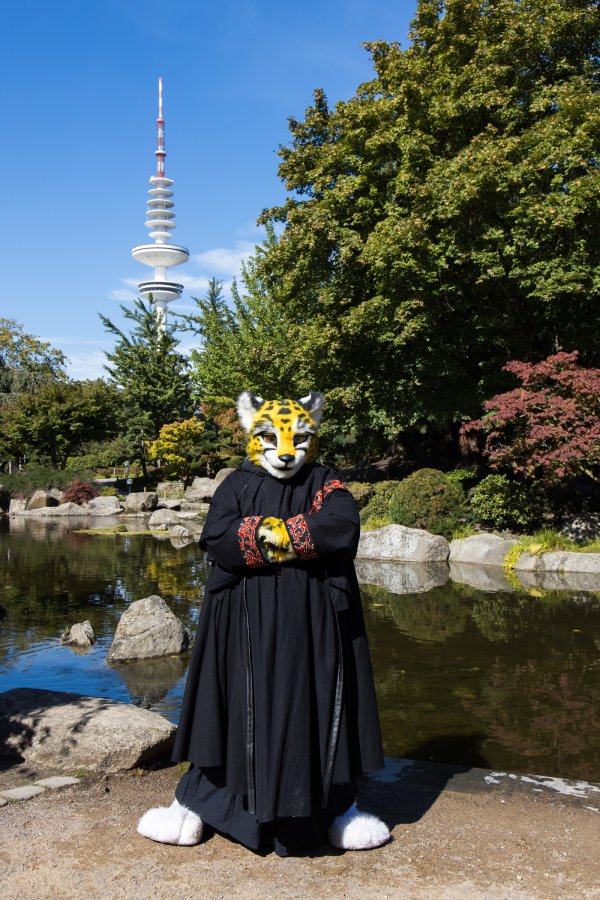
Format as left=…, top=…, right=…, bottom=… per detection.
left=293, top=433, right=309, bottom=447
left=261, top=433, right=277, bottom=445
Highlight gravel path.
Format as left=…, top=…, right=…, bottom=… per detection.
left=1, top=762, right=598, bottom=899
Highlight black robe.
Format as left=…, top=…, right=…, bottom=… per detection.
left=172, top=460, right=384, bottom=854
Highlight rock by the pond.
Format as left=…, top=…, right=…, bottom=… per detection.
left=355, top=559, right=448, bottom=594
left=27, top=489, right=61, bottom=510
left=85, top=496, right=122, bottom=515
left=170, top=524, right=192, bottom=540
left=108, top=595, right=190, bottom=661
left=184, top=477, right=218, bottom=502
left=61, top=620, right=95, bottom=648
left=0, top=687, right=176, bottom=773
left=156, top=481, right=185, bottom=500
left=148, top=508, right=181, bottom=529
left=515, top=550, right=600, bottom=576
left=8, top=498, right=27, bottom=516
left=215, top=468, right=235, bottom=484
left=357, top=524, right=449, bottom=562
left=124, top=491, right=158, bottom=513
left=449, top=533, right=518, bottom=568
left=156, top=498, right=182, bottom=510
left=24, top=502, right=89, bottom=517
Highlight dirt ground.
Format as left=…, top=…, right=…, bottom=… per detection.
left=1, top=761, right=599, bottom=900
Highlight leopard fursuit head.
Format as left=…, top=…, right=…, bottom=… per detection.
left=236, top=391, right=323, bottom=480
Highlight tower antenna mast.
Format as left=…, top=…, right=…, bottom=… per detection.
left=131, top=78, right=189, bottom=329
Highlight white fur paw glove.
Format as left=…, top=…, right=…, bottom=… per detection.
left=257, top=517, right=297, bottom=564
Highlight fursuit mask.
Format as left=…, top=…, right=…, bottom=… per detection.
left=237, top=391, right=324, bottom=479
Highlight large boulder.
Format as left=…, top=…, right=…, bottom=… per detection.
left=8, top=498, right=27, bottom=516
left=357, top=524, right=449, bottom=562
left=25, top=502, right=89, bottom=517
left=184, top=477, right=218, bottom=502
left=124, top=491, right=158, bottom=513
left=85, top=496, right=122, bottom=516
left=61, top=621, right=95, bottom=648
left=0, top=687, right=175, bottom=773
left=355, top=559, right=448, bottom=594
left=449, top=533, right=518, bottom=568
left=27, top=489, right=61, bottom=510
left=108, top=595, right=191, bottom=661
left=148, top=508, right=181, bottom=529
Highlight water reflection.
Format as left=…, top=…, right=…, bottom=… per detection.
left=362, top=582, right=600, bottom=780
left=2, top=519, right=600, bottom=780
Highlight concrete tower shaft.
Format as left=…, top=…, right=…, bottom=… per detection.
left=131, top=78, right=189, bottom=327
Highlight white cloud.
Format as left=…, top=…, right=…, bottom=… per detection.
left=65, top=350, right=109, bottom=381
left=107, top=287, right=138, bottom=303
left=193, top=240, right=257, bottom=277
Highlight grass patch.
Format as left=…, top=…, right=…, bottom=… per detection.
left=74, top=527, right=160, bottom=536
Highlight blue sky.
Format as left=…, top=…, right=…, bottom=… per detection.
left=4, top=1, right=416, bottom=379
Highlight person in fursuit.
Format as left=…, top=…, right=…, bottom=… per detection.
left=138, top=390, right=390, bottom=856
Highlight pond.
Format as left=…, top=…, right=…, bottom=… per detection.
left=1, top=519, right=599, bottom=782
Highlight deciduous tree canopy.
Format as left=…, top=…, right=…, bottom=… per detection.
left=186, top=0, right=600, bottom=459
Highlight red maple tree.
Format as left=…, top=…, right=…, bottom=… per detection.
left=464, top=352, right=600, bottom=485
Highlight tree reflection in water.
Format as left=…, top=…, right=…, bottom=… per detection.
left=361, top=581, right=600, bottom=780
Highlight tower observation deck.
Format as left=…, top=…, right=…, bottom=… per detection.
left=132, top=78, right=189, bottom=326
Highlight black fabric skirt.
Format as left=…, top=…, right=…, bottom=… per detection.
left=176, top=765, right=356, bottom=856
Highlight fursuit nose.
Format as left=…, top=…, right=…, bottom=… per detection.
left=278, top=454, right=295, bottom=464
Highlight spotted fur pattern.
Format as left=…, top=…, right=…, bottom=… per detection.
left=257, top=516, right=296, bottom=564
left=236, top=391, right=324, bottom=480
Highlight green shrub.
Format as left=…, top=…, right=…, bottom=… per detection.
left=347, top=482, right=374, bottom=509
left=97, top=486, right=119, bottom=497
left=389, top=469, right=466, bottom=539
left=469, top=474, right=539, bottom=531
left=359, top=481, right=400, bottom=530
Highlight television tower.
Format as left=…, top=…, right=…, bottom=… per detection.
left=132, top=78, right=189, bottom=328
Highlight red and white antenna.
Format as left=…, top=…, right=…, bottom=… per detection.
left=131, top=78, right=189, bottom=329
left=155, top=76, right=166, bottom=178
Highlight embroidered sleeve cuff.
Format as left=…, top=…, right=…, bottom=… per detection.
left=285, top=514, right=318, bottom=560
left=238, top=515, right=268, bottom=567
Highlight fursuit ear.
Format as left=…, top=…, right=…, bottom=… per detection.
left=236, top=391, right=264, bottom=432
left=298, top=391, right=324, bottom=426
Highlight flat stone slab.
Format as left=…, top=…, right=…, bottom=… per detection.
left=0, top=785, right=45, bottom=801
left=357, top=524, right=449, bottom=562
left=0, top=688, right=176, bottom=774
left=449, top=533, right=518, bottom=567
left=34, top=776, right=81, bottom=790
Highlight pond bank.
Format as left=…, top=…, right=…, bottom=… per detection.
left=1, top=758, right=598, bottom=899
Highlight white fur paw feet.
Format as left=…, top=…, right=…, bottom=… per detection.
left=137, top=798, right=203, bottom=846
left=328, top=803, right=390, bottom=850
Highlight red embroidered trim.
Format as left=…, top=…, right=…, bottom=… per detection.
left=309, top=479, right=348, bottom=514
left=286, top=514, right=318, bottom=560
left=238, top=516, right=267, bottom=567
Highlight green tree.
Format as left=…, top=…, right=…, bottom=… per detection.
left=178, top=266, right=305, bottom=410
left=1, top=379, right=122, bottom=468
left=0, top=318, right=67, bottom=399
left=100, top=299, right=193, bottom=435
left=147, top=417, right=205, bottom=485
left=240, top=0, right=599, bottom=455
